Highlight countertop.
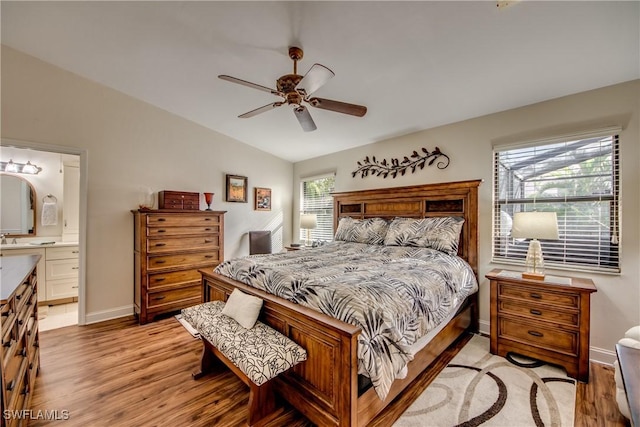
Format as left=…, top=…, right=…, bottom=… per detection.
left=0, top=254, right=41, bottom=302
left=0, top=241, right=79, bottom=250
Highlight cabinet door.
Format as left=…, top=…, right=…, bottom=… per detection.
left=63, top=164, right=80, bottom=239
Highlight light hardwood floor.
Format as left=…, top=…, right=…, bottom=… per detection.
left=29, top=316, right=629, bottom=426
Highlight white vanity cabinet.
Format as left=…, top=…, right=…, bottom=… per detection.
left=45, top=246, right=79, bottom=301
left=0, top=244, right=78, bottom=304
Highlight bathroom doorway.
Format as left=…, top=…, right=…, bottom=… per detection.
left=1, top=138, right=87, bottom=328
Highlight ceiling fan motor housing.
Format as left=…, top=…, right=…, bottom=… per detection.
left=277, top=74, right=304, bottom=105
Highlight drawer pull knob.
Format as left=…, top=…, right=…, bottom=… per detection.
left=157, top=218, right=167, bottom=222
left=16, top=294, right=22, bottom=300
left=530, top=309, right=542, bottom=315
left=204, top=239, right=213, bottom=243
left=152, top=296, right=166, bottom=301
left=204, top=255, right=214, bottom=259
left=3, top=339, right=13, bottom=348
left=6, top=380, right=15, bottom=392
left=72, top=266, right=80, bottom=270
left=204, top=228, right=211, bottom=231
left=1, top=310, right=11, bottom=317
left=18, top=319, right=24, bottom=326
left=155, top=277, right=166, bottom=282
left=72, top=250, right=79, bottom=254
left=157, top=229, right=166, bottom=233
left=72, top=286, right=79, bottom=289
left=204, top=218, right=212, bottom=221
left=528, top=330, right=543, bottom=337
left=529, top=293, right=542, bottom=299
left=155, top=243, right=166, bottom=247
left=155, top=260, right=166, bottom=264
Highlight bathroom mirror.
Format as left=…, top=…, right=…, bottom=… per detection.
left=0, top=173, right=36, bottom=236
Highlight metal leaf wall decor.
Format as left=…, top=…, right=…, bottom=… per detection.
left=351, top=147, right=450, bottom=179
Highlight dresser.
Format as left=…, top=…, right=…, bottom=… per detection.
left=132, top=210, right=225, bottom=324
left=486, top=268, right=597, bottom=382
left=1, top=255, right=41, bottom=426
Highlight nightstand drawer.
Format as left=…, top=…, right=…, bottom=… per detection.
left=499, top=317, right=578, bottom=355
left=498, top=283, right=579, bottom=309
left=499, top=300, right=579, bottom=327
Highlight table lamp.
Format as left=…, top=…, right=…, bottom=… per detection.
left=300, top=214, right=317, bottom=247
left=511, top=211, right=559, bottom=280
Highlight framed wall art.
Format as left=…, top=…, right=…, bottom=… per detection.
left=254, top=187, right=271, bottom=211
left=225, top=174, right=248, bottom=203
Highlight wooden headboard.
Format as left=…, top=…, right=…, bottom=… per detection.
left=332, top=179, right=481, bottom=275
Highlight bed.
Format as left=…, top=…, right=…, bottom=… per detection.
left=200, top=179, right=481, bottom=426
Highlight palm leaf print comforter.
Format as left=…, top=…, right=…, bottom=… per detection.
left=214, top=241, right=478, bottom=400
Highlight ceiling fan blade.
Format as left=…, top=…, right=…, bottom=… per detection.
left=295, top=64, right=335, bottom=96
left=238, top=102, right=284, bottom=118
left=219, top=75, right=281, bottom=96
left=307, top=97, right=367, bottom=117
left=293, top=106, right=317, bottom=132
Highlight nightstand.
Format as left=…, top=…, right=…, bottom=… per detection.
left=486, top=268, right=597, bottom=382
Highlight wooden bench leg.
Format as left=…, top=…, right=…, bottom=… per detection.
left=247, top=380, right=276, bottom=427
left=192, top=339, right=223, bottom=380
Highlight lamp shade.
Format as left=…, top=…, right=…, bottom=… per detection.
left=511, top=212, right=559, bottom=240
left=300, top=213, right=317, bottom=230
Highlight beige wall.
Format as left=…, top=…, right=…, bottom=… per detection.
left=1, top=46, right=294, bottom=322
left=294, top=80, right=640, bottom=363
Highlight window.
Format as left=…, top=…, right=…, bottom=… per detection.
left=300, top=174, right=336, bottom=243
left=493, top=131, right=620, bottom=273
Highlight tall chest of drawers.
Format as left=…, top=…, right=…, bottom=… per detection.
left=132, top=210, right=225, bottom=324
left=1, top=255, right=41, bottom=427
left=487, top=269, right=596, bottom=382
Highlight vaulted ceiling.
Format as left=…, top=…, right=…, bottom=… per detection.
left=2, top=1, right=638, bottom=162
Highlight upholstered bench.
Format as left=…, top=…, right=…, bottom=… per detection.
left=181, top=298, right=307, bottom=426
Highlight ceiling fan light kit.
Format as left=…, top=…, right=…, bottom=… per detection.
left=219, top=46, right=367, bottom=132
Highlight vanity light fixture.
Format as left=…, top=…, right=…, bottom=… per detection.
left=1, top=159, right=42, bottom=175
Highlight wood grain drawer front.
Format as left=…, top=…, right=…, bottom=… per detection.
left=147, top=252, right=219, bottom=270
left=147, top=235, right=219, bottom=253
left=45, top=246, right=80, bottom=260
left=147, top=285, right=200, bottom=309
left=148, top=269, right=202, bottom=290
left=146, top=215, right=221, bottom=228
left=147, top=225, right=220, bottom=237
left=46, top=259, right=79, bottom=280
left=499, top=317, right=578, bottom=356
left=499, top=300, right=579, bottom=327
left=498, top=283, right=579, bottom=309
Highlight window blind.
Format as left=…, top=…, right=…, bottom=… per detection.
left=493, top=134, right=620, bottom=273
left=300, top=174, right=336, bottom=243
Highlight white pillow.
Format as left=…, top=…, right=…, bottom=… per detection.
left=221, top=288, right=263, bottom=329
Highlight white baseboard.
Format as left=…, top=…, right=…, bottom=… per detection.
left=477, top=319, right=615, bottom=366
left=84, top=305, right=134, bottom=325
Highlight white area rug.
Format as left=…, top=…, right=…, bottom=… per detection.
left=394, top=335, right=576, bottom=427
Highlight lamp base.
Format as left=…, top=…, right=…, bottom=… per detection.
left=522, top=271, right=545, bottom=280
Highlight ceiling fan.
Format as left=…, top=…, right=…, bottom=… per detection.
left=219, top=46, right=367, bottom=132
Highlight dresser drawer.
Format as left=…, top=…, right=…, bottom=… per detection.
left=147, top=225, right=220, bottom=237
left=148, top=269, right=202, bottom=290
left=147, top=285, right=201, bottom=309
left=147, top=252, right=219, bottom=271
left=498, top=283, right=579, bottom=309
left=499, top=300, right=579, bottom=327
left=45, top=246, right=80, bottom=260
left=147, top=235, right=219, bottom=253
left=146, top=214, right=221, bottom=228
left=499, top=317, right=578, bottom=356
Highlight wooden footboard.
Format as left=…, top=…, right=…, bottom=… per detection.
left=201, top=271, right=477, bottom=427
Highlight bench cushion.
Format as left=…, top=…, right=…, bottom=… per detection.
left=182, top=301, right=307, bottom=386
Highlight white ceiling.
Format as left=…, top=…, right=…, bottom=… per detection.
left=2, top=1, right=638, bottom=162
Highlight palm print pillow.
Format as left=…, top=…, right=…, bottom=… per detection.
left=383, top=216, right=464, bottom=255
left=334, top=217, right=389, bottom=245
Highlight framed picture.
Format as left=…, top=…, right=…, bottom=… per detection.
left=225, top=174, right=248, bottom=203
left=255, top=187, right=271, bottom=211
